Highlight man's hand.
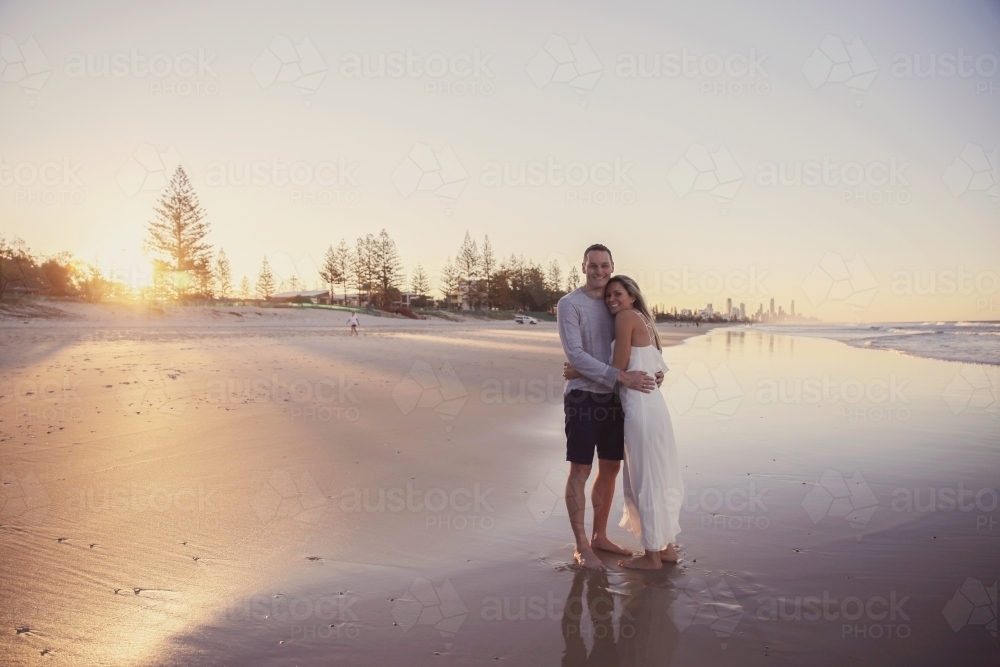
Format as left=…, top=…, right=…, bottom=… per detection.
left=654, top=371, right=664, bottom=387
left=618, top=369, right=655, bottom=393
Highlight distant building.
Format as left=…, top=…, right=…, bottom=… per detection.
left=268, top=290, right=331, bottom=304
left=392, top=292, right=421, bottom=308
left=769, top=297, right=775, bottom=317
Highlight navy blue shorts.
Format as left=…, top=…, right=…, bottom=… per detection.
left=564, top=390, right=625, bottom=465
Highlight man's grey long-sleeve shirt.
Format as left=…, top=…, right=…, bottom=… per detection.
left=557, top=287, right=619, bottom=395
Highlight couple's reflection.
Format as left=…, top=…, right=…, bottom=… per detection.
left=561, top=569, right=679, bottom=667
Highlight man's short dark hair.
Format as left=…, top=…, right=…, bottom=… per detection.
left=583, top=243, right=613, bottom=264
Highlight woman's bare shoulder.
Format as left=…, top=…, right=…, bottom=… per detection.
left=614, top=309, right=643, bottom=321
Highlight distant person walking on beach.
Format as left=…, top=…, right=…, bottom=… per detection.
left=347, top=312, right=359, bottom=336
left=556, top=244, right=663, bottom=571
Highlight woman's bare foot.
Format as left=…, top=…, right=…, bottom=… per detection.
left=591, top=535, right=632, bottom=556
left=574, top=547, right=606, bottom=571
left=658, top=543, right=679, bottom=563
left=618, top=551, right=662, bottom=570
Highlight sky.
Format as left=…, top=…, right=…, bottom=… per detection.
left=1, top=0, right=998, bottom=322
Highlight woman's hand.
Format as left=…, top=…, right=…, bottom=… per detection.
left=563, top=362, right=582, bottom=380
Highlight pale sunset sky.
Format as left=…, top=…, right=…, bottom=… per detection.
left=1, top=0, right=998, bottom=321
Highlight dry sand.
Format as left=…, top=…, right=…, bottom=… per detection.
left=0, top=302, right=995, bottom=666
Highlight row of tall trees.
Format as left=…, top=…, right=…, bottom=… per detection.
left=314, top=230, right=403, bottom=307
left=0, top=235, right=117, bottom=302
left=437, top=232, right=578, bottom=311
left=7, top=166, right=577, bottom=309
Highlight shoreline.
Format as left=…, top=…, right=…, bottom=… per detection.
left=753, top=321, right=1000, bottom=367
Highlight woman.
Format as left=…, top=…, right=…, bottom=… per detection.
left=565, top=275, right=684, bottom=569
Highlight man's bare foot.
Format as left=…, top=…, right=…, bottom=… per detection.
left=618, top=551, right=662, bottom=570
left=574, top=547, right=606, bottom=571
left=591, top=535, right=632, bottom=556
left=658, top=543, right=679, bottom=563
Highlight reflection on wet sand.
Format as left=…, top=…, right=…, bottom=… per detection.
left=561, top=570, right=679, bottom=667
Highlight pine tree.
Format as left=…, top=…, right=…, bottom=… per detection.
left=144, top=166, right=212, bottom=299
left=456, top=231, right=480, bottom=307
left=196, top=254, right=215, bottom=298
left=256, top=257, right=276, bottom=299
left=239, top=276, right=251, bottom=300
left=351, top=234, right=377, bottom=308
left=334, top=239, right=351, bottom=304
left=440, top=258, right=461, bottom=309
left=373, top=229, right=403, bottom=307
left=566, top=269, right=580, bottom=291
left=215, top=248, right=233, bottom=299
left=411, top=264, right=430, bottom=296
left=547, top=259, right=563, bottom=293
left=319, top=245, right=343, bottom=301
left=456, top=231, right=479, bottom=281
left=480, top=235, right=496, bottom=309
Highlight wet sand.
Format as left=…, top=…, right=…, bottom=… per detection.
left=0, top=305, right=996, bottom=666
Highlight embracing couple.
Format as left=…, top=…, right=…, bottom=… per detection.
left=557, top=244, right=684, bottom=571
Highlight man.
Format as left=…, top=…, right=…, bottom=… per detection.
left=557, top=244, right=661, bottom=571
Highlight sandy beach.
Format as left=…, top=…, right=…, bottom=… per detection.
left=0, top=303, right=996, bottom=666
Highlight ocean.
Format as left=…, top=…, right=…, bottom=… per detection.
left=753, top=321, right=1000, bottom=366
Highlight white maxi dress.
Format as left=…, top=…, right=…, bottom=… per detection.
left=613, top=317, right=684, bottom=551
